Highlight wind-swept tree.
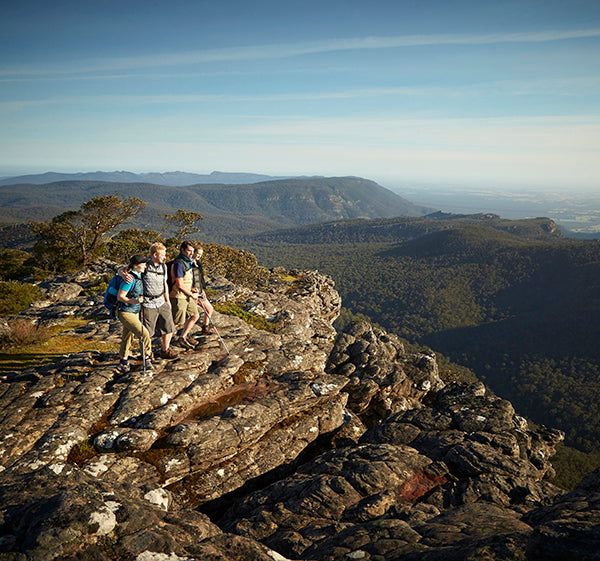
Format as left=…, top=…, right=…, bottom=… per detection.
left=30, top=195, right=145, bottom=270
left=163, top=209, right=203, bottom=241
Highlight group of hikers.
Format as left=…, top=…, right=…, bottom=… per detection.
left=114, top=240, right=214, bottom=374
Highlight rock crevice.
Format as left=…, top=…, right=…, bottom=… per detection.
left=0, top=265, right=593, bottom=561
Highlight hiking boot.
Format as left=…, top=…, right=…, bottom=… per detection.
left=201, top=325, right=215, bottom=335
left=143, top=357, right=154, bottom=370
left=160, top=347, right=178, bottom=359
left=118, top=359, right=130, bottom=373
left=179, top=336, right=197, bottom=350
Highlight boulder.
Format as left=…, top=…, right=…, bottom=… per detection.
left=0, top=265, right=574, bottom=561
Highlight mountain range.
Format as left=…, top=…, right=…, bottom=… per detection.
left=0, top=175, right=432, bottom=242
left=0, top=170, right=293, bottom=187
left=1, top=171, right=599, bottom=486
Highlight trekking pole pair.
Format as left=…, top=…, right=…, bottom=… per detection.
left=198, top=297, right=229, bottom=355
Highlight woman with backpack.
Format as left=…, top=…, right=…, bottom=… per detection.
left=117, top=254, right=153, bottom=374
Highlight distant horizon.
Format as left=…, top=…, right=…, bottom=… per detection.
left=0, top=166, right=597, bottom=195
left=1, top=1, right=599, bottom=191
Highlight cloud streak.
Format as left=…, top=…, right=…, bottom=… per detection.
left=2, top=28, right=600, bottom=77
left=2, top=75, right=598, bottom=113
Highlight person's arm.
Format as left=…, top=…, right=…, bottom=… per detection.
left=173, top=262, right=198, bottom=299
left=117, top=281, right=143, bottom=305
left=174, top=276, right=198, bottom=299
left=117, top=267, right=134, bottom=283
left=163, top=272, right=171, bottom=306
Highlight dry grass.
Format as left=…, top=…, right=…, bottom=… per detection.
left=0, top=319, right=51, bottom=349
left=0, top=318, right=118, bottom=371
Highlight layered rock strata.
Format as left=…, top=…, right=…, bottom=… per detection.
left=0, top=264, right=593, bottom=561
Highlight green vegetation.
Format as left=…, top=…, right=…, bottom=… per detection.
left=29, top=195, right=146, bottom=270
left=215, top=303, right=277, bottom=332
left=552, top=444, right=600, bottom=490
left=0, top=281, right=42, bottom=315
left=67, top=439, right=98, bottom=466
left=107, top=228, right=163, bottom=264
left=0, top=318, right=118, bottom=371
left=201, top=243, right=269, bottom=288
left=239, top=215, right=600, bottom=486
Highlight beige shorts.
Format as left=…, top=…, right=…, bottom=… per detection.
left=170, top=296, right=199, bottom=328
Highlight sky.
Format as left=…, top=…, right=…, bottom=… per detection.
left=1, top=0, right=599, bottom=190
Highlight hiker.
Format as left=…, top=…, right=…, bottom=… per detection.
left=118, top=243, right=178, bottom=360
left=116, top=254, right=153, bottom=373
left=169, top=240, right=201, bottom=349
left=192, top=246, right=214, bottom=335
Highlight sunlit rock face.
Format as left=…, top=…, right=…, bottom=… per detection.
left=0, top=264, right=580, bottom=561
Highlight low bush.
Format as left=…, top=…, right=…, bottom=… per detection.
left=0, top=249, right=48, bottom=282
left=0, top=281, right=42, bottom=315
left=215, top=302, right=277, bottom=332
left=0, top=319, right=51, bottom=349
left=202, top=244, right=269, bottom=288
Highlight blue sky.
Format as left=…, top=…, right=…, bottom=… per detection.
left=1, top=0, right=599, bottom=190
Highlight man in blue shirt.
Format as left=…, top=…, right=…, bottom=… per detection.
left=169, top=241, right=200, bottom=349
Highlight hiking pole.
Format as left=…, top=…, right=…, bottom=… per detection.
left=140, top=305, right=147, bottom=374
left=198, top=297, right=229, bottom=355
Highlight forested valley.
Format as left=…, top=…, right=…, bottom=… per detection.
left=2, top=185, right=600, bottom=489
left=237, top=216, right=600, bottom=488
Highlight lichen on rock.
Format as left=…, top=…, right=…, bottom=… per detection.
left=0, top=264, right=586, bottom=561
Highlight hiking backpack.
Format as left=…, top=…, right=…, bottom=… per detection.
left=103, top=274, right=123, bottom=320
left=166, top=258, right=183, bottom=293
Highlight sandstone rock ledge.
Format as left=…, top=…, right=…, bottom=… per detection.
left=0, top=266, right=593, bottom=561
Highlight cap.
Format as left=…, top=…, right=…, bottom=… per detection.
left=129, top=254, right=147, bottom=266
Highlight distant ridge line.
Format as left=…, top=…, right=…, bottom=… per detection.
left=0, top=170, right=322, bottom=187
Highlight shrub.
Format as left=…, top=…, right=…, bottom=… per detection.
left=107, top=228, right=162, bottom=263
left=81, top=279, right=109, bottom=297
left=0, top=319, right=51, bottom=349
left=0, top=249, right=48, bottom=281
left=201, top=243, right=269, bottom=288
left=215, top=303, right=277, bottom=332
left=0, top=281, right=42, bottom=315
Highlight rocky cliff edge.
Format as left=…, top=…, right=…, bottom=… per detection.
left=0, top=265, right=595, bottom=561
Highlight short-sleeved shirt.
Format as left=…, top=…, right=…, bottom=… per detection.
left=118, top=271, right=143, bottom=314
left=171, top=259, right=194, bottom=299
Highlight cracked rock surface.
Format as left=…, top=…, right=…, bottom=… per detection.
left=0, top=264, right=592, bottom=560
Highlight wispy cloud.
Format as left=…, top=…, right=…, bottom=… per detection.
left=2, top=28, right=599, bottom=77
left=2, top=75, right=596, bottom=115
left=0, top=87, right=441, bottom=111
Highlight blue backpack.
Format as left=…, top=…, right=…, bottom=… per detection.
left=103, top=274, right=123, bottom=320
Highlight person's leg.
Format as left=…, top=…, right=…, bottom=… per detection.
left=180, top=298, right=199, bottom=339
left=156, top=302, right=178, bottom=358
left=118, top=310, right=135, bottom=371
left=142, top=305, right=159, bottom=357
left=142, top=305, right=158, bottom=336
left=171, top=297, right=186, bottom=332
left=120, top=311, right=152, bottom=364
left=199, top=296, right=214, bottom=334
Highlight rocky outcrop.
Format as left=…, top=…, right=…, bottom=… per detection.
left=0, top=264, right=586, bottom=561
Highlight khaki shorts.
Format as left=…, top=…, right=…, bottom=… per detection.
left=143, top=301, right=176, bottom=336
left=171, top=296, right=199, bottom=328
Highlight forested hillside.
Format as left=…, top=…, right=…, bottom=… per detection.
left=0, top=176, right=430, bottom=237
left=240, top=216, right=600, bottom=461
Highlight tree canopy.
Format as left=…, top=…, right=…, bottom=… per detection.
left=30, top=195, right=145, bottom=269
